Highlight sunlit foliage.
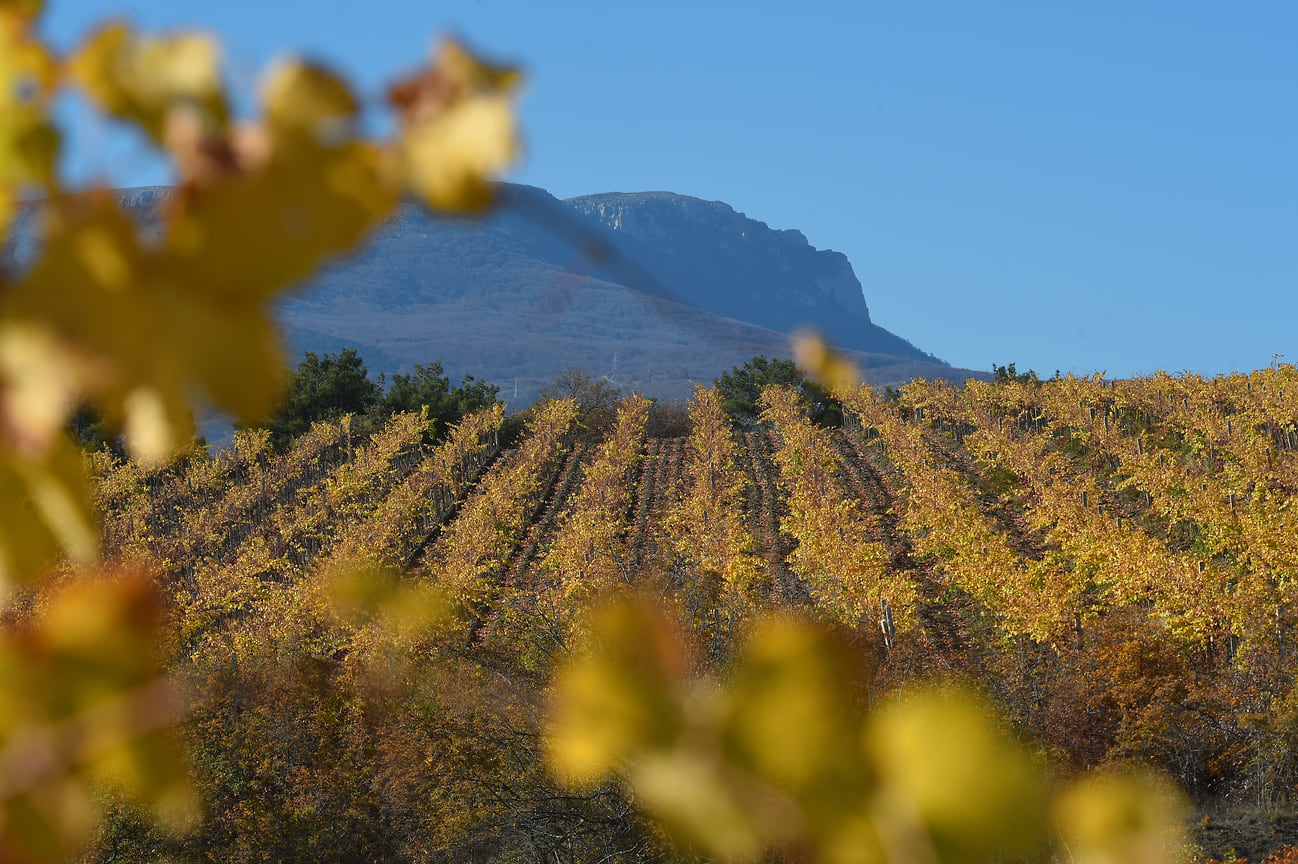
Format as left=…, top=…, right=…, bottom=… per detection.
left=0, top=5, right=1256, bottom=863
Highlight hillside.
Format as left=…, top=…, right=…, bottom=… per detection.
left=83, top=368, right=1298, bottom=862
left=3, top=186, right=982, bottom=409
left=282, top=183, right=973, bottom=406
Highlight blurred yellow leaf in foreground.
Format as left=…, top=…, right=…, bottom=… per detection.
left=549, top=597, right=1187, bottom=864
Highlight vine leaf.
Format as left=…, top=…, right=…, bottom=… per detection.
left=0, top=571, right=192, bottom=862
left=793, top=328, right=860, bottom=394
left=0, top=5, right=59, bottom=236
left=263, top=60, right=359, bottom=140
left=69, top=23, right=227, bottom=146
left=389, top=39, right=521, bottom=212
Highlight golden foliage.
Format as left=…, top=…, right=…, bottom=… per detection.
left=0, top=5, right=520, bottom=565
left=0, top=3, right=521, bottom=857
left=0, top=571, right=193, bottom=862
left=0, top=4, right=1224, bottom=862
left=547, top=596, right=1189, bottom=864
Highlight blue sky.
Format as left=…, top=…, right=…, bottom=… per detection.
left=40, top=1, right=1298, bottom=379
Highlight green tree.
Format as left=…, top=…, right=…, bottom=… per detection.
left=382, top=362, right=501, bottom=438
left=714, top=355, right=841, bottom=427
left=992, top=361, right=1040, bottom=385
left=268, top=349, right=383, bottom=446
left=67, top=404, right=127, bottom=458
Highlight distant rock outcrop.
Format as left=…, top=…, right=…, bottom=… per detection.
left=566, top=190, right=937, bottom=362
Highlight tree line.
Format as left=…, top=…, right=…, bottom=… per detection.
left=254, top=351, right=839, bottom=450
left=255, top=348, right=501, bottom=448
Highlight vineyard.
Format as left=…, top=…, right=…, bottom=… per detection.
left=80, top=368, right=1298, bottom=862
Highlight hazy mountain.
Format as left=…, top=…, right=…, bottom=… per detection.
left=565, top=190, right=935, bottom=360
left=280, top=183, right=973, bottom=407
left=5, top=184, right=982, bottom=411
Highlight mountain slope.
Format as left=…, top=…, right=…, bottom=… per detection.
left=565, top=189, right=936, bottom=361
left=282, top=183, right=968, bottom=407
left=4, top=184, right=980, bottom=409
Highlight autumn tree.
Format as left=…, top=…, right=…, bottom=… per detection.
left=538, top=366, right=622, bottom=434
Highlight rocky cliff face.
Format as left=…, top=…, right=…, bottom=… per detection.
left=568, top=191, right=872, bottom=325
left=564, top=191, right=937, bottom=362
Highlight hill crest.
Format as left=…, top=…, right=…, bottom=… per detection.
left=4, top=183, right=976, bottom=408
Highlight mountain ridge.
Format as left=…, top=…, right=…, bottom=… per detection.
left=4, top=183, right=982, bottom=409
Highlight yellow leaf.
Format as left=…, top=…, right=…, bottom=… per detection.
left=630, top=751, right=763, bottom=862
left=0, top=197, right=169, bottom=451
left=0, top=194, right=283, bottom=459
left=0, top=9, right=59, bottom=209
left=0, top=321, right=86, bottom=456
left=0, top=107, right=59, bottom=197
left=166, top=139, right=398, bottom=302
left=0, top=451, right=59, bottom=593
left=70, top=23, right=227, bottom=145
left=389, top=39, right=521, bottom=212
left=723, top=617, right=885, bottom=864
left=40, top=573, right=160, bottom=683
left=262, top=59, right=358, bottom=141
left=725, top=616, right=869, bottom=793
left=325, top=563, right=450, bottom=640
left=547, top=596, right=688, bottom=785
left=156, top=285, right=284, bottom=422
left=0, top=0, right=44, bottom=18
left=8, top=112, right=58, bottom=188
left=10, top=437, right=98, bottom=568
left=0, top=439, right=97, bottom=594
left=0, top=11, right=57, bottom=110
left=436, top=38, right=522, bottom=94
left=121, top=386, right=186, bottom=466
left=401, top=93, right=518, bottom=212
left=0, top=571, right=190, bottom=861
left=0, top=183, right=11, bottom=238
left=1055, top=771, right=1190, bottom=864
left=865, top=687, right=1047, bottom=864
left=388, top=38, right=521, bottom=127
left=793, top=328, right=860, bottom=394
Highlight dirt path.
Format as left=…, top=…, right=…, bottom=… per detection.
left=839, top=427, right=975, bottom=673
left=468, top=442, right=591, bottom=647
left=742, top=429, right=801, bottom=605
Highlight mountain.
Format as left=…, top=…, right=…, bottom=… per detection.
left=4, top=184, right=981, bottom=410
left=565, top=190, right=934, bottom=361
left=281, top=183, right=975, bottom=407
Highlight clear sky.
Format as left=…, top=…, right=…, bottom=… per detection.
left=40, top=1, right=1298, bottom=379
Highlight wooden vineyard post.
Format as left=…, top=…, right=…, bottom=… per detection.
left=1277, top=604, right=1285, bottom=656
